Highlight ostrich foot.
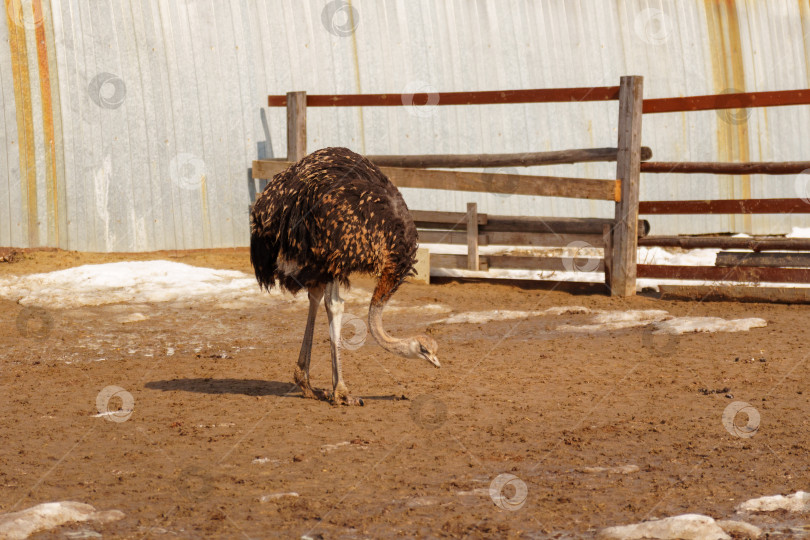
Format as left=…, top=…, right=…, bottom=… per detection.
left=329, top=383, right=364, bottom=406
left=294, top=368, right=328, bottom=401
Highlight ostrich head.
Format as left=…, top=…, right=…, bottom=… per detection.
left=407, top=335, right=440, bottom=368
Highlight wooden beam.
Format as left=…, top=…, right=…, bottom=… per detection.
left=637, top=264, right=810, bottom=283
left=715, top=252, right=810, bottom=268
left=412, top=212, right=649, bottom=237
left=366, top=147, right=653, bottom=168
left=610, top=75, right=644, bottom=297
left=411, top=210, right=487, bottom=227
left=268, top=86, right=622, bottom=107
left=252, top=160, right=619, bottom=200
left=657, top=285, right=810, bottom=304
left=603, top=224, right=613, bottom=288
left=417, top=230, right=605, bottom=248
left=286, top=91, right=306, bottom=162
left=643, top=88, right=810, bottom=114
left=466, top=203, right=479, bottom=270
left=639, top=198, right=810, bottom=215
left=641, top=161, right=810, bottom=175
left=431, top=254, right=605, bottom=272
left=638, top=236, right=810, bottom=251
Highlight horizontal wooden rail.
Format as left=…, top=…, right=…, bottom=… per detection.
left=366, top=147, right=653, bottom=168
left=431, top=254, right=605, bottom=273
left=638, top=264, right=810, bottom=283
left=412, top=211, right=650, bottom=237
left=253, top=160, right=620, bottom=201
left=268, top=87, right=621, bottom=107
left=643, top=89, right=810, bottom=114
left=638, top=236, right=810, bottom=251
left=418, top=230, right=605, bottom=248
left=641, top=161, right=810, bottom=175
left=715, top=252, right=810, bottom=268
left=639, top=198, right=810, bottom=215
left=658, top=285, right=810, bottom=304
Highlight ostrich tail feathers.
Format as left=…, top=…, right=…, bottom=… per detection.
left=250, top=233, right=278, bottom=291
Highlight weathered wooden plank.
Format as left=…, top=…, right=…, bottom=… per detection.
left=417, top=230, right=605, bottom=248
left=643, top=88, right=810, bottom=114
left=366, top=147, right=652, bottom=168
left=639, top=199, right=810, bottom=215
left=640, top=161, right=810, bottom=175
left=466, top=202, right=479, bottom=271
left=252, top=160, right=619, bottom=200
left=657, top=285, right=810, bottom=304
left=431, top=253, right=605, bottom=272
left=603, top=224, right=613, bottom=288
left=639, top=236, right=810, bottom=251
left=715, top=252, right=810, bottom=268
left=286, top=91, right=306, bottom=162
left=611, top=75, right=644, bottom=297
left=637, top=264, right=810, bottom=283
left=268, top=87, right=622, bottom=107
left=411, top=210, right=487, bottom=226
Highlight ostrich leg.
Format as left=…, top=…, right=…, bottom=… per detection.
left=294, top=284, right=326, bottom=400
left=324, top=280, right=364, bottom=406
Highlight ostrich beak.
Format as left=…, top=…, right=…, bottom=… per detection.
left=427, top=354, right=441, bottom=368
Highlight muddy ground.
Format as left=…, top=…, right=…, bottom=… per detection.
left=0, top=249, right=808, bottom=538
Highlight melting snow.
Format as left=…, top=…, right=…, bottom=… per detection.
left=598, top=514, right=730, bottom=540
left=0, top=502, right=123, bottom=540
left=737, top=490, right=810, bottom=513
left=653, top=317, right=767, bottom=335
left=436, top=306, right=591, bottom=325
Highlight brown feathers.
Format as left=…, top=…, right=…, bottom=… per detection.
left=250, top=147, right=418, bottom=296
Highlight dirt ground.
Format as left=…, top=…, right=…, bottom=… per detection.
left=0, top=249, right=808, bottom=539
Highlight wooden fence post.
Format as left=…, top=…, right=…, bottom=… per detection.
left=286, top=91, right=307, bottom=161
left=466, top=202, right=480, bottom=270
left=611, top=76, right=644, bottom=297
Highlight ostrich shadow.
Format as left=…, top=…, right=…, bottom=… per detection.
left=144, top=378, right=403, bottom=401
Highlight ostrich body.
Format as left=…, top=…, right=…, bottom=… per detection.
left=250, top=147, right=439, bottom=405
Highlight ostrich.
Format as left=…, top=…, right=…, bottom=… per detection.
left=250, top=147, right=440, bottom=406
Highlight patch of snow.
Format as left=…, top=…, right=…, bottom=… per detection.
left=0, top=502, right=123, bottom=540
left=118, top=312, right=147, bottom=323
left=434, top=306, right=591, bottom=325
left=579, top=464, right=639, bottom=474
left=736, top=490, right=810, bottom=513
left=258, top=492, right=299, bottom=503
left=786, top=227, right=810, bottom=238
left=639, top=246, right=719, bottom=266
left=320, top=441, right=351, bottom=453
left=598, top=514, right=730, bottom=540
left=558, top=310, right=670, bottom=332
left=653, top=317, right=767, bottom=335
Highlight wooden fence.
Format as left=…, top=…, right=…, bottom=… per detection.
left=253, top=76, right=647, bottom=297
left=252, top=82, right=810, bottom=302
left=637, top=88, right=810, bottom=302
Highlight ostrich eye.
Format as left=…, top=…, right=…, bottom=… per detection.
left=419, top=345, right=427, bottom=354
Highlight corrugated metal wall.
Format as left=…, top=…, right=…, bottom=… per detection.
left=1, top=0, right=809, bottom=251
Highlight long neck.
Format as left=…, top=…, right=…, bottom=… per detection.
left=369, top=302, right=412, bottom=357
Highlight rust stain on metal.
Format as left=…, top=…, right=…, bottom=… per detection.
left=32, top=0, right=58, bottom=246
left=704, top=0, right=751, bottom=231
left=5, top=0, right=39, bottom=246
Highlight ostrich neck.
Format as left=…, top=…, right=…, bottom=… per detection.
left=369, top=302, right=411, bottom=357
